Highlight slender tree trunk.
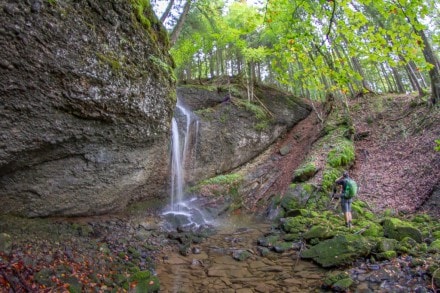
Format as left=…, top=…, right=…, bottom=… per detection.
left=218, top=47, right=224, bottom=76
left=160, top=0, right=175, bottom=23
left=409, top=61, right=428, bottom=88
left=209, top=51, right=214, bottom=78
left=170, top=0, right=192, bottom=46
left=381, top=63, right=395, bottom=92
left=375, top=64, right=387, bottom=92
left=405, top=63, right=424, bottom=96
left=418, top=30, right=440, bottom=104
left=391, top=66, right=405, bottom=93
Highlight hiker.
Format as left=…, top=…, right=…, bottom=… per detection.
left=335, top=171, right=357, bottom=228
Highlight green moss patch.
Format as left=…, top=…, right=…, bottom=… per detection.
left=301, top=234, right=376, bottom=267
left=383, top=217, right=423, bottom=243
left=292, top=162, right=318, bottom=182
left=327, top=139, right=355, bottom=168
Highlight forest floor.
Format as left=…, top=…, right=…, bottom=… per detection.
left=349, top=94, right=440, bottom=218
left=265, top=92, right=440, bottom=218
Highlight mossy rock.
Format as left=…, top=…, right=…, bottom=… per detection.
left=433, top=231, right=440, bottom=240
left=376, top=238, right=398, bottom=253
left=282, top=216, right=311, bottom=234
left=292, top=162, right=318, bottom=182
left=284, top=233, right=300, bottom=241
left=233, top=250, right=252, bottom=261
left=376, top=250, right=397, bottom=260
left=411, top=214, right=432, bottom=224
left=303, top=225, right=336, bottom=241
left=257, top=234, right=280, bottom=247
left=321, top=167, right=342, bottom=193
left=301, top=234, right=376, bottom=267
left=355, top=220, right=383, bottom=237
left=351, top=200, right=371, bottom=217
left=428, top=239, right=440, bottom=253
left=322, top=271, right=349, bottom=287
left=383, top=217, right=423, bottom=243
left=282, top=184, right=317, bottom=210
left=273, top=241, right=293, bottom=253
left=397, top=236, right=427, bottom=256
left=128, top=270, right=160, bottom=293
left=332, top=278, right=354, bottom=291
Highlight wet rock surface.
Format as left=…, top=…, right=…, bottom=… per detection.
left=157, top=216, right=327, bottom=292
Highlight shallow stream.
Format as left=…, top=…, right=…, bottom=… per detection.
left=156, top=214, right=326, bottom=293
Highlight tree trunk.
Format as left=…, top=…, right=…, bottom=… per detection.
left=380, top=63, right=395, bottom=92
left=409, top=61, right=428, bottom=88
left=391, top=66, right=405, bottom=93
left=170, top=0, right=192, bottom=46
left=352, top=56, right=375, bottom=94
left=418, top=30, right=440, bottom=104
left=160, top=0, right=175, bottom=24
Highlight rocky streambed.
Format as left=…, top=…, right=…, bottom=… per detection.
left=157, top=214, right=326, bottom=293
left=1, top=197, right=439, bottom=292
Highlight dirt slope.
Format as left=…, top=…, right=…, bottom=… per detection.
left=350, top=94, right=440, bottom=218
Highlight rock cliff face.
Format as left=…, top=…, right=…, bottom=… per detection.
left=0, top=0, right=175, bottom=216
left=176, top=84, right=312, bottom=184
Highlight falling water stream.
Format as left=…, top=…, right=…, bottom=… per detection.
left=162, top=100, right=210, bottom=230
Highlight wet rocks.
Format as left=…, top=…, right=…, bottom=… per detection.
left=157, top=221, right=326, bottom=292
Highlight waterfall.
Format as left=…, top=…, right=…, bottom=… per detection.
left=169, top=100, right=198, bottom=211
left=163, top=100, right=213, bottom=230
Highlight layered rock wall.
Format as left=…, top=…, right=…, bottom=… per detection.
left=0, top=0, right=175, bottom=216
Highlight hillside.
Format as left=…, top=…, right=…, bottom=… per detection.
left=350, top=94, right=440, bottom=218
left=251, top=94, right=440, bottom=218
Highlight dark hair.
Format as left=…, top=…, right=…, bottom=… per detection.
left=343, top=171, right=349, bottom=178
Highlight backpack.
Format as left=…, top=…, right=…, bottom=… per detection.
left=345, top=178, right=358, bottom=199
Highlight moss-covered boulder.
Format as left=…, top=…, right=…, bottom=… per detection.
left=281, top=184, right=317, bottom=210
left=376, top=238, right=398, bottom=253
left=301, top=234, right=376, bottom=267
left=383, top=217, right=423, bottom=243
left=428, top=239, right=440, bottom=253
left=303, top=225, right=336, bottom=241
left=282, top=216, right=312, bottom=234
left=355, top=220, right=383, bottom=237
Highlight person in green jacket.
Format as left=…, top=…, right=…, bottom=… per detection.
left=335, top=171, right=354, bottom=228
